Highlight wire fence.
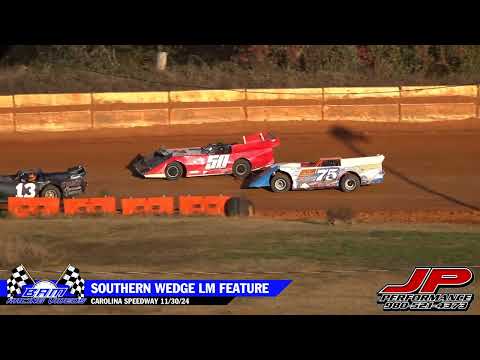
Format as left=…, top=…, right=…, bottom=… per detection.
left=1, top=69, right=478, bottom=132
left=80, top=68, right=479, bottom=96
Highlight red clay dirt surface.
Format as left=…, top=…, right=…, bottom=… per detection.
left=1, top=118, right=480, bottom=223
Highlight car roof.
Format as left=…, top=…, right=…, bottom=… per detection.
left=19, top=168, right=42, bottom=173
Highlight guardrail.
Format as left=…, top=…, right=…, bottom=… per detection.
left=0, top=85, right=478, bottom=133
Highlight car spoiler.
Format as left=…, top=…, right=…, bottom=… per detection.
left=242, top=132, right=279, bottom=145
left=340, top=155, right=385, bottom=168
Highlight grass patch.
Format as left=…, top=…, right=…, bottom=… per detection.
left=0, top=217, right=478, bottom=272
left=216, top=228, right=480, bottom=268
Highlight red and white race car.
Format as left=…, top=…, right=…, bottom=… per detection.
left=132, top=132, right=280, bottom=180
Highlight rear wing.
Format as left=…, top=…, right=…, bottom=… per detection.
left=242, top=132, right=279, bottom=145
left=340, top=155, right=385, bottom=168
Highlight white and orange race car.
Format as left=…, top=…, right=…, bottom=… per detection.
left=243, top=155, right=385, bottom=192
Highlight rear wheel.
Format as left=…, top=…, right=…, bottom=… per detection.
left=232, top=159, right=251, bottom=179
left=340, top=173, right=360, bottom=192
left=270, top=172, right=292, bottom=193
left=40, top=185, right=62, bottom=198
left=165, top=162, right=184, bottom=181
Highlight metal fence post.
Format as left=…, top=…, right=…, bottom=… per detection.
left=168, top=91, right=172, bottom=126
left=90, top=93, right=94, bottom=129
left=244, top=89, right=248, bottom=121
left=12, top=95, right=17, bottom=132
left=321, top=88, right=325, bottom=121
left=477, top=84, right=479, bottom=119
left=398, top=86, right=403, bottom=122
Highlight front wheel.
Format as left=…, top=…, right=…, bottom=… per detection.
left=40, top=184, right=62, bottom=198
left=339, top=173, right=360, bottom=192
left=270, top=172, right=292, bottom=193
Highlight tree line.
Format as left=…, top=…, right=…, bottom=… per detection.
left=1, top=45, right=479, bottom=79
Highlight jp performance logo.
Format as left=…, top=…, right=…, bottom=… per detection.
left=377, top=267, right=474, bottom=311
left=5, top=264, right=87, bottom=305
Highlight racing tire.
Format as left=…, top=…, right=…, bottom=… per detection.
left=270, top=172, right=292, bottom=193
left=40, top=184, right=62, bottom=198
left=225, top=197, right=255, bottom=217
left=339, top=173, right=360, bottom=193
left=165, top=162, right=184, bottom=181
left=232, top=159, right=252, bottom=179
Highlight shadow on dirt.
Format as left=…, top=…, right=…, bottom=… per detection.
left=329, top=126, right=371, bottom=144
left=328, top=125, right=480, bottom=212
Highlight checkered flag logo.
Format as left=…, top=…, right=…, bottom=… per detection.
left=7, top=264, right=35, bottom=298
left=57, top=264, right=85, bottom=298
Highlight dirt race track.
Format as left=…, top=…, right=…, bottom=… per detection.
left=1, top=118, right=480, bottom=222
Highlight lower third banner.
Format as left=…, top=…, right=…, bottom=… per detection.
left=0, top=265, right=291, bottom=305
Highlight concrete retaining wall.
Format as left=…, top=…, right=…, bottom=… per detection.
left=1, top=85, right=477, bottom=132
left=324, top=104, right=400, bottom=122
left=0, top=95, right=14, bottom=133
left=15, top=111, right=92, bottom=132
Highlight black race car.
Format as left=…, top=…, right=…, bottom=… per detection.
left=0, top=165, right=87, bottom=200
